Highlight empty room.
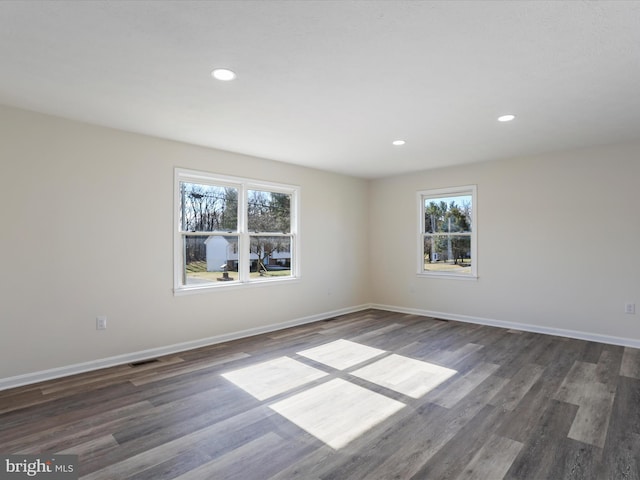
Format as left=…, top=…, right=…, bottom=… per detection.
left=1, top=1, right=640, bottom=479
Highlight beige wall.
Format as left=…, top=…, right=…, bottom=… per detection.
left=369, top=142, right=640, bottom=342
left=0, top=105, right=370, bottom=380
left=3, top=102, right=640, bottom=385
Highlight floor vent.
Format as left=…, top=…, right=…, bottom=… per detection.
left=129, top=359, right=160, bottom=367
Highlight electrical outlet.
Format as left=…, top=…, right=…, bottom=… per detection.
left=96, top=316, right=107, bottom=330
left=625, top=303, right=635, bottom=315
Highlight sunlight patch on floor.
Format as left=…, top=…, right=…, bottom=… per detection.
left=221, top=357, right=328, bottom=400
left=351, top=353, right=457, bottom=399
left=269, top=378, right=405, bottom=449
left=297, top=339, right=386, bottom=370
left=222, top=339, right=458, bottom=449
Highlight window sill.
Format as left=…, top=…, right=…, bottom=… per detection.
left=417, top=272, right=478, bottom=281
left=173, top=276, right=301, bottom=296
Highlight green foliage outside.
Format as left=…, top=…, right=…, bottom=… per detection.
left=424, top=196, right=472, bottom=271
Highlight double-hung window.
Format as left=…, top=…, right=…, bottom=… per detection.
left=174, top=168, right=299, bottom=293
left=418, top=185, right=477, bottom=278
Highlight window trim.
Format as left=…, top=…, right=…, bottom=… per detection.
left=417, top=185, right=477, bottom=279
left=174, top=168, right=300, bottom=294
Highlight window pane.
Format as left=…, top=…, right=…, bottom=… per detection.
left=424, top=234, right=472, bottom=274
left=248, top=190, right=291, bottom=233
left=183, top=235, right=239, bottom=285
left=249, top=235, right=292, bottom=278
left=180, top=182, right=238, bottom=232
left=424, top=195, right=472, bottom=233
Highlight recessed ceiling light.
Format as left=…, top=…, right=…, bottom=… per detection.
left=497, top=114, right=515, bottom=122
left=392, top=140, right=406, bottom=146
left=211, top=68, right=236, bottom=81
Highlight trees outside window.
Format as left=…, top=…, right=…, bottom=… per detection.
left=248, top=189, right=292, bottom=274
left=418, top=186, right=477, bottom=278
left=180, top=182, right=238, bottom=278
left=174, top=169, right=299, bottom=293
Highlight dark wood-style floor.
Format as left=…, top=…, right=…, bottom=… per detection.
left=1, top=309, right=640, bottom=479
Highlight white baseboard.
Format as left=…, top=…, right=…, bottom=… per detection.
left=5, top=303, right=637, bottom=392
left=371, top=303, right=640, bottom=349
left=0, top=304, right=371, bottom=392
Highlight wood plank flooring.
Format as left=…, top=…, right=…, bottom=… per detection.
left=1, top=309, right=640, bottom=479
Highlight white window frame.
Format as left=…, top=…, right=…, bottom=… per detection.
left=174, top=168, right=300, bottom=294
left=417, top=185, right=477, bottom=279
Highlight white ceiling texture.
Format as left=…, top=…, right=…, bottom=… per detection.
left=1, top=1, right=639, bottom=178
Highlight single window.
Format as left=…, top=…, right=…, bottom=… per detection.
left=175, top=169, right=299, bottom=293
left=418, top=185, right=477, bottom=278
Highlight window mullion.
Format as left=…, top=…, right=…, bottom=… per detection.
left=238, top=184, right=249, bottom=283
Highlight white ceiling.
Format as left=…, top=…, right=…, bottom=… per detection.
left=1, top=1, right=640, bottom=178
